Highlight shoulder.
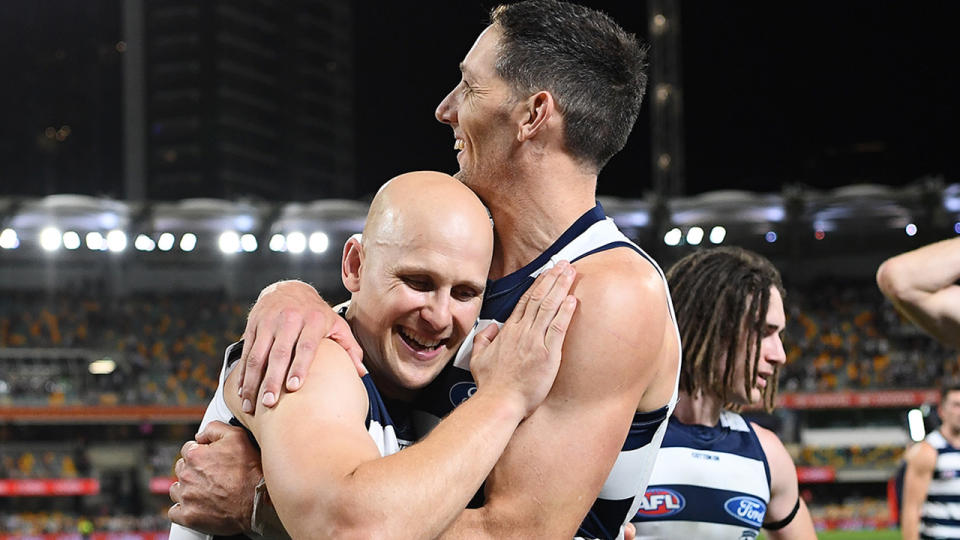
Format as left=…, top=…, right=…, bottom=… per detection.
left=905, top=440, right=938, bottom=469
left=751, top=422, right=792, bottom=469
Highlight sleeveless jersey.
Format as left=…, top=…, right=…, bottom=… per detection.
left=413, top=203, right=682, bottom=540
left=631, top=411, right=771, bottom=540
left=920, top=430, right=960, bottom=539
left=169, top=341, right=410, bottom=540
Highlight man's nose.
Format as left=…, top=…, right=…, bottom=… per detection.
left=435, top=89, right=458, bottom=125
left=421, top=293, right=452, bottom=332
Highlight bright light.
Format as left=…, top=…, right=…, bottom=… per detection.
left=89, top=358, right=116, bottom=375
left=309, top=232, right=329, bottom=253
left=135, top=234, right=156, bottom=252
left=908, top=408, right=925, bottom=442
left=709, top=226, right=726, bottom=245
left=955, top=222, right=960, bottom=235
left=286, top=232, right=306, bottom=254
left=62, top=231, right=81, bottom=250
left=86, top=231, right=105, bottom=251
left=686, top=227, right=704, bottom=246
left=157, top=233, right=175, bottom=251
left=269, top=233, right=286, bottom=252
left=663, top=228, right=682, bottom=246
left=106, top=230, right=127, bottom=252
left=40, top=227, right=62, bottom=251
left=0, top=229, right=18, bottom=249
left=219, top=231, right=240, bottom=254
left=815, top=230, right=826, bottom=241
left=905, top=223, right=918, bottom=237
left=180, top=233, right=197, bottom=252
left=765, top=231, right=778, bottom=243
left=240, top=234, right=258, bottom=252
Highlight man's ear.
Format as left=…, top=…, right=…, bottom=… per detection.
left=342, top=234, right=364, bottom=293
left=517, top=90, right=555, bottom=142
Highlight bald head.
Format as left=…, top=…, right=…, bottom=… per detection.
left=341, top=171, right=493, bottom=399
left=363, top=171, right=492, bottom=255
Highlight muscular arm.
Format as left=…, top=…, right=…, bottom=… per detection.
left=877, top=237, right=960, bottom=347
left=752, top=424, right=816, bottom=540
left=226, top=340, right=527, bottom=539
left=901, top=442, right=937, bottom=540
left=441, top=252, right=679, bottom=538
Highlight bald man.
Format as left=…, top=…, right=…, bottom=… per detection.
left=169, top=172, right=578, bottom=539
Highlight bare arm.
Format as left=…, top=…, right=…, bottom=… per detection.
left=227, top=265, right=577, bottom=540
left=877, top=237, right=960, bottom=347
left=752, top=424, right=816, bottom=540
left=901, top=442, right=937, bottom=540
left=441, top=253, right=679, bottom=538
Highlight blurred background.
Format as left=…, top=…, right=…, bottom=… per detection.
left=1, top=1, right=958, bottom=538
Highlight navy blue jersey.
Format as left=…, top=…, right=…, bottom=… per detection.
left=920, top=430, right=960, bottom=539
left=632, top=412, right=771, bottom=539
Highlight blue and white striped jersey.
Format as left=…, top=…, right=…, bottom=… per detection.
left=413, top=203, right=681, bottom=540
left=631, top=411, right=771, bottom=540
left=921, top=430, right=960, bottom=539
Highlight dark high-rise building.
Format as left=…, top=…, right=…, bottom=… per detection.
left=145, top=0, right=354, bottom=201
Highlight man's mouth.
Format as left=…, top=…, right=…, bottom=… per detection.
left=454, top=139, right=465, bottom=151
left=397, top=327, right=445, bottom=351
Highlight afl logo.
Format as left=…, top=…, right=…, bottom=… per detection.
left=724, top=496, right=766, bottom=528
left=634, top=488, right=685, bottom=517
left=449, top=381, right=477, bottom=406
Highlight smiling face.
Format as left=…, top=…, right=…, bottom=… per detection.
left=728, top=286, right=787, bottom=406
left=343, top=172, right=493, bottom=401
left=435, top=25, right=523, bottom=196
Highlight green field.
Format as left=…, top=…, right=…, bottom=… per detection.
left=759, top=531, right=899, bottom=540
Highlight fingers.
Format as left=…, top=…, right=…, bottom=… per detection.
left=328, top=316, right=365, bottom=376
left=237, top=322, right=255, bottom=401
left=505, top=261, right=569, bottom=325
left=239, top=333, right=274, bottom=412
left=195, top=420, right=231, bottom=444
left=472, top=324, right=500, bottom=358
left=258, top=314, right=303, bottom=408
left=532, top=262, right=577, bottom=333
left=544, top=295, right=577, bottom=356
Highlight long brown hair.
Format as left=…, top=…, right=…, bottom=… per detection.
left=666, top=247, right=785, bottom=412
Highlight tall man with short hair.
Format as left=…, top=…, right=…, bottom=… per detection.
left=171, top=2, right=681, bottom=538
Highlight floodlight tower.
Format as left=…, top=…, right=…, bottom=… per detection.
left=647, top=0, right=685, bottom=199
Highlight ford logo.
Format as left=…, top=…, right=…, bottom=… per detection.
left=634, top=488, right=685, bottom=517
left=449, top=381, right=477, bottom=406
left=724, top=496, right=766, bottom=528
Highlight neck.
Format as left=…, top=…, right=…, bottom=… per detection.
left=672, top=391, right=725, bottom=427
left=480, top=156, right=597, bottom=279
left=942, top=424, right=960, bottom=444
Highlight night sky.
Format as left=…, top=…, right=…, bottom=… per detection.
left=1, top=1, right=957, bottom=200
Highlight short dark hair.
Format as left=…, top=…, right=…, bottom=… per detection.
left=941, top=385, right=960, bottom=403
left=666, top=247, right=786, bottom=412
left=490, top=0, right=648, bottom=172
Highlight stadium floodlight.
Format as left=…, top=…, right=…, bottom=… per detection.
left=286, top=231, right=307, bottom=254
left=908, top=408, right=925, bottom=442
left=40, top=227, right=62, bottom=251
left=62, top=231, right=81, bottom=250
left=180, top=233, right=197, bottom=252
left=955, top=222, right=960, bottom=234
left=86, top=231, right=105, bottom=251
left=309, top=232, right=329, bottom=254
left=1, top=228, right=20, bottom=249
left=219, top=231, right=240, bottom=254
left=686, top=226, right=704, bottom=246
left=905, top=223, right=918, bottom=237
left=89, top=358, right=116, bottom=375
left=663, top=227, right=682, bottom=246
left=709, top=226, right=726, bottom=245
left=269, top=233, right=286, bottom=252
left=106, top=230, right=127, bottom=252
left=765, top=231, right=777, bottom=243
left=241, top=234, right=258, bottom=253
left=135, top=234, right=156, bottom=252
left=157, top=232, right=175, bottom=251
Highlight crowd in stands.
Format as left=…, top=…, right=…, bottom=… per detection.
left=797, top=444, right=905, bottom=470
left=0, top=289, right=247, bottom=406
left=1, top=512, right=168, bottom=536
left=780, top=279, right=960, bottom=392
left=0, top=446, right=89, bottom=479
left=3, top=279, right=958, bottom=408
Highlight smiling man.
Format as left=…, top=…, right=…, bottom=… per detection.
left=169, top=171, right=579, bottom=539
left=171, top=2, right=681, bottom=538
left=631, top=248, right=816, bottom=540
